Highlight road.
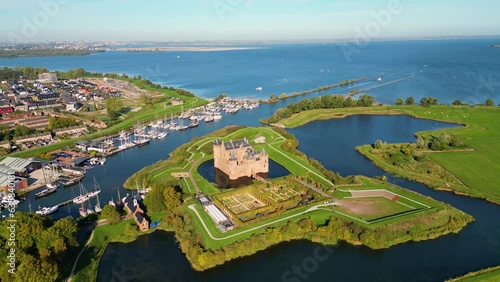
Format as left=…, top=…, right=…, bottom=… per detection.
left=188, top=202, right=337, bottom=241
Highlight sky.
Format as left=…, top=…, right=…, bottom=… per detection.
left=1, top=0, right=499, bottom=42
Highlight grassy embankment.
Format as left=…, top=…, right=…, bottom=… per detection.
left=5, top=78, right=208, bottom=160
left=446, top=266, right=500, bottom=282
left=276, top=105, right=500, bottom=204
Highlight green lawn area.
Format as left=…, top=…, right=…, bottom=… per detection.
left=336, top=197, right=414, bottom=221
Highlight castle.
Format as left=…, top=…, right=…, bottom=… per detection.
left=213, top=138, right=268, bottom=181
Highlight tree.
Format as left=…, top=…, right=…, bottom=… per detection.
left=405, top=96, right=415, bottom=105
left=104, top=97, right=124, bottom=119
left=485, top=99, right=494, bottom=106
left=13, top=125, right=31, bottom=137
left=280, top=93, right=287, bottom=99
left=452, top=100, right=462, bottom=105
left=269, top=93, right=278, bottom=101
left=396, top=98, right=404, bottom=105
left=357, top=95, right=374, bottom=107
left=143, top=185, right=166, bottom=212
left=163, top=186, right=182, bottom=211
left=101, top=205, right=120, bottom=224
left=140, top=93, right=154, bottom=108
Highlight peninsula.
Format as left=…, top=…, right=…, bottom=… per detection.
left=263, top=100, right=500, bottom=204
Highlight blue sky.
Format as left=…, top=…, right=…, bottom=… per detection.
left=1, top=0, right=499, bottom=42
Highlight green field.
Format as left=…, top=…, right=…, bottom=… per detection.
left=336, top=197, right=414, bottom=221
left=277, top=105, right=500, bottom=204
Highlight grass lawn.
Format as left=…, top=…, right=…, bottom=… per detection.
left=336, top=197, right=414, bottom=221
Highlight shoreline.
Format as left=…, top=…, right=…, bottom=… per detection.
left=114, top=46, right=267, bottom=52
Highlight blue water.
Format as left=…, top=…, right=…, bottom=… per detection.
left=1, top=39, right=499, bottom=104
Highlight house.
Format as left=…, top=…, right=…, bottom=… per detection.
left=0, top=172, right=28, bottom=191
left=66, top=102, right=82, bottom=111
left=0, top=157, right=35, bottom=178
left=123, top=195, right=149, bottom=231
left=38, top=73, right=58, bottom=83
left=171, top=97, right=184, bottom=106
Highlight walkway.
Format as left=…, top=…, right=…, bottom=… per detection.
left=293, top=177, right=333, bottom=198
left=267, top=129, right=334, bottom=187
left=188, top=202, right=337, bottom=241
left=66, top=229, right=95, bottom=282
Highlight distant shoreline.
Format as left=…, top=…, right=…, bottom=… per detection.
left=114, top=46, right=266, bottom=52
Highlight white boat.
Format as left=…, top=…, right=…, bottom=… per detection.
left=204, top=116, right=214, bottom=122
left=157, top=132, right=168, bottom=139
left=73, top=182, right=90, bottom=204
left=256, top=86, right=263, bottom=91
left=79, top=204, right=87, bottom=217
left=46, top=182, right=59, bottom=189
left=213, top=113, right=222, bottom=120
left=35, top=205, right=58, bottom=216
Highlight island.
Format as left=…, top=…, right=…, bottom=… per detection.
left=76, top=125, right=471, bottom=276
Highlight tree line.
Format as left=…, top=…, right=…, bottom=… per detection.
left=396, top=96, right=496, bottom=107
left=167, top=205, right=471, bottom=271
left=0, top=213, right=78, bottom=282
left=263, top=94, right=375, bottom=124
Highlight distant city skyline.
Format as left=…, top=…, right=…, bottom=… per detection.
left=1, top=0, right=499, bottom=43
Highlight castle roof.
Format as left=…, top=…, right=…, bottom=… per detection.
left=224, top=139, right=250, bottom=151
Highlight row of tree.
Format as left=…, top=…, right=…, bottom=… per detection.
left=264, top=94, right=375, bottom=123
left=168, top=205, right=470, bottom=271
left=396, top=96, right=496, bottom=107
left=48, top=116, right=79, bottom=130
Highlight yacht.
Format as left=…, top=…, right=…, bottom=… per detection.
left=256, top=86, right=263, bottom=91
left=204, top=115, right=214, bottom=123
left=79, top=203, right=87, bottom=217
left=73, top=183, right=90, bottom=204
left=35, top=205, right=58, bottom=216
left=35, top=184, right=58, bottom=198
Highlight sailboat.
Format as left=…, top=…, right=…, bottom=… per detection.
left=94, top=178, right=102, bottom=213
left=73, top=182, right=90, bottom=204
left=79, top=202, right=87, bottom=217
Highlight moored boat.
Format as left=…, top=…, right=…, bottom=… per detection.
left=35, top=205, right=58, bottom=216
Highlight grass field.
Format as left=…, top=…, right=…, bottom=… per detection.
left=277, top=105, right=500, bottom=203
left=337, top=197, right=413, bottom=221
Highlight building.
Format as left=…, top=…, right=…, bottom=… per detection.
left=38, top=73, right=58, bottom=83
left=0, top=157, right=35, bottom=178
left=171, top=97, right=184, bottom=106
left=123, top=195, right=149, bottom=232
left=0, top=172, right=28, bottom=191
left=66, top=102, right=82, bottom=111
left=213, top=138, right=268, bottom=181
